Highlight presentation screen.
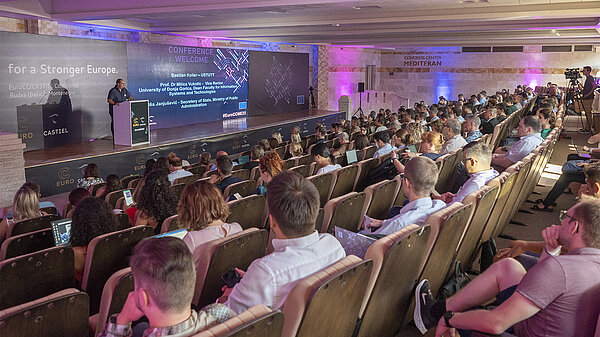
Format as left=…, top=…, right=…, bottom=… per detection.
left=248, top=51, right=309, bottom=116
left=127, top=43, right=249, bottom=129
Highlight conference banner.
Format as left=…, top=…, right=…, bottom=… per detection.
left=126, top=43, right=249, bottom=129
left=0, top=31, right=127, bottom=142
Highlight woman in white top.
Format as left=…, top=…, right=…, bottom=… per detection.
left=311, top=142, right=341, bottom=175
left=179, top=181, right=242, bottom=254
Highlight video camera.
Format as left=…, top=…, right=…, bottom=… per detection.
left=564, top=68, right=582, bottom=80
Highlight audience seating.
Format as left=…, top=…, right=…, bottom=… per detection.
left=81, top=226, right=153, bottom=315
left=172, top=183, right=187, bottom=200
left=189, top=165, right=208, bottom=176
left=192, top=228, right=268, bottom=307
left=363, top=146, right=376, bottom=160
left=231, top=169, right=251, bottom=181
left=90, top=183, right=106, bottom=197
left=194, top=305, right=283, bottom=337
left=492, top=160, right=532, bottom=240
left=0, top=228, right=53, bottom=261
left=40, top=206, right=58, bottom=215
left=161, top=214, right=181, bottom=233
left=330, top=165, right=359, bottom=199
left=297, top=154, right=312, bottom=166
left=175, top=174, right=204, bottom=185
left=89, top=267, right=134, bottom=337
left=227, top=195, right=267, bottom=230
left=6, top=214, right=60, bottom=238
left=357, top=225, right=431, bottom=337
left=320, top=192, right=367, bottom=233
left=104, top=189, right=128, bottom=208
left=308, top=172, right=335, bottom=208
left=363, top=179, right=399, bottom=220
left=0, top=289, right=89, bottom=337
left=223, top=180, right=257, bottom=199
left=289, top=165, right=312, bottom=178
left=282, top=256, right=372, bottom=337
left=435, top=149, right=462, bottom=194
left=249, top=166, right=260, bottom=181
left=127, top=177, right=143, bottom=189
left=114, top=212, right=130, bottom=230
left=284, top=158, right=296, bottom=169
left=62, top=203, right=73, bottom=218
left=0, top=246, right=75, bottom=310
left=353, top=158, right=379, bottom=192
left=392, top=174, right=407, bottom=207
left=121, top=174, right=141, bottom=188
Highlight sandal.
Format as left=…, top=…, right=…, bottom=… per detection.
left=531, top=203, right=554, bottom=212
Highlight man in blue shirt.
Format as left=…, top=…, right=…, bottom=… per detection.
left=373, top=131, right=397, bottom=159
left=492, top=116, right=543, bottom=171
left=107, top=78, right=133, bottom=137
left=464, top=115, right=483, bottom=143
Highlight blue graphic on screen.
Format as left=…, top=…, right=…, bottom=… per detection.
left=127, top=44, right=249, bottom=129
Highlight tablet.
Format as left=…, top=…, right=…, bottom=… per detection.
left=346, top=149, right=358, bottom=164
left=123, top=189, right=134, bottom=206
left=237, top=155, right=250, bottom=165
left=51, top=218, right=72, bottom=246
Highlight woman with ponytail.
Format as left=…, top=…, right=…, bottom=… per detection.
left=311, top=142, right=341, bottom=175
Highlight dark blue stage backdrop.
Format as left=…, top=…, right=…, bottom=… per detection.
left=127, top=43, right=249, bottom=129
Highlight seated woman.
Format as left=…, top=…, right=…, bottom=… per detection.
left=392, top=129, right=416, bottom=150
left=77, top=163, right=104, bottom=189
left=354, top=134, right=370, bottom=151
left=287, top=142, right=304, bottom=160
left=97, top=174, right=122, bottom=199
left=142, top=159, right=155, bottom=177
left=390, top=131, right=444, bottom=174
left=65, top=187, right=91, bottom=218
left=198, top=152, right=212, bottom=172
left=537, top=108, right=554, bottom=139
left=311, top=142, right=341, bottom=175
left=70, top=197, right=117, bottom=283
left=255, top=152, right=285, bottom=196
left=134, top=170, right=178, bottom=234
left=0, top=186, right=47, bottom=244
left=179, top=181, right=243, bottom=253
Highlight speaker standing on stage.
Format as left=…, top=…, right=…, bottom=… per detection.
left=107, top=78, right=133, bottom=137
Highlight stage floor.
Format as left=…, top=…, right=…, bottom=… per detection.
left=24, top=109, right=339, bottom=167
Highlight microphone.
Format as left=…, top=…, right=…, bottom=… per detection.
left=37, top=92, right=48, bottom=104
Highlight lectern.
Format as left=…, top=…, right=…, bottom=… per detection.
left=113, top=100, right=150, bottom=146
left=16, top=103, right=81, bottom=151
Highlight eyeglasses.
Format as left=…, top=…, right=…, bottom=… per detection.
left=461, top=158, right=473, bottom=166
left=559, top=210, right=579, bottom=233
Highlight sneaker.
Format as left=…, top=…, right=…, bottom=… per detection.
left=578, top=128, right=590, bottom=134
left=414, top=279, right=438, bottom=334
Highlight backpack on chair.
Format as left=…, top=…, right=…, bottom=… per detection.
left=366, top=158, right=398, bottom=186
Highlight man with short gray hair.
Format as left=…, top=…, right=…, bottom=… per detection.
left=481, top=108, right=499, bottom=135
left=364, top=156, right=446, bottom=235
left=464, top=115, right=482, bottom=143
left=441, top=118, right=467, bottom=155
left=100, top=237, right=234, bottom=337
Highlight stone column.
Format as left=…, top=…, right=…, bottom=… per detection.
left=0, top=133, right=26, bottom=207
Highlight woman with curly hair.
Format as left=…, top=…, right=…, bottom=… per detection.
left=0, top=187, right=46, bottom=244
left=179, top=181, right=242, bottom=253
left=153, top=157, right=170, bottom=175
left=97, top=174, right=122, bottom=199
left=134, top=170, right=177, bottom=234
left=255, top=151, right=285, bottom=196
left=71, top=197, right=117, bottom=282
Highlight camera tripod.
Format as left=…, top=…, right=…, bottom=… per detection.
left=565, top=78, right=589, bottom=134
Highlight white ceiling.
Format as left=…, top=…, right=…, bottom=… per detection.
left=1, top=0, right=599, bottom=48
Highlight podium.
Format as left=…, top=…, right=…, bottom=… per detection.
left=113, top=100, right=150, bottom=146
left=16, top=103, right=82, bottom=151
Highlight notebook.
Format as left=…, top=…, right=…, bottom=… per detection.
left=51, top=218, right=72, bottom=246
left=333, top=226, right=377, bottom=259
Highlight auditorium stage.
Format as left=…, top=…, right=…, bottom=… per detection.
left=26, top=109, right=344, bottom=196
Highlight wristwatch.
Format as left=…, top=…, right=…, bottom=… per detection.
left=443, top=311, right=455, bottom=327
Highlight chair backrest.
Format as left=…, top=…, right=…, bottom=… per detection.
left=492, top=160, right=531, bottom=239
left=231, top=169, right=251, bottom=181
left=363, top=179, right=399, bottom=220
left=128, top=177, right=143, bottom=189
left=284, top=158, right=297, bottom=169
left=435, top=149, right=461, bottom=194
left=392, top=174, right=407, bottom=207
left=105, top=189, right=128, bottom=208
left=307, top=172, right=335, bottom=208
left=114, top=212, right=130, bottom=230
left=354, top=158, right=379, bottom=192
left=224, top=180, right=257, bottom=199
left=227, top=195, right=267, bottom=230
left=0, top=228, right=54, bottom=261
left=188, top=165, right=208, bottom=176
left=175, top=173, right=203, bottom=185
left=161, top=214, right=180, bottom=233
left=39, top=206, right=58, bottom=215
left=193, top=229, right=268, bottom=307
left=81, top=226, right=154, bottom=315
left=7, top=214, right=60, bottom=238
left=478, top=171, right=516, bottom=245
left=93, top=268, right=134, bottom=336
left=449, top=184, right=500, bottom=279
left=121, top=175, right=141, bottom=188
left=0, top=246, right=75, bottom=310
left=289, top=165, right=312, bottom=178
left=321, top=192, right=367, bottom=233
left=282, top=256, right=373, bottom=337
left=172, top=183, right=187, bottom=200
left=297, top=154, right=312, bottom=166
left=330, top=165, right=359, bottom=199
left=358, top=225, right=431, bottom=337
left=90, top=183, right=106, bottom=196
left=194, top=305, right=283, bottom=337
left=364, top=146, right=377, bottom=159
left=0, top=289, right=89, bottom=337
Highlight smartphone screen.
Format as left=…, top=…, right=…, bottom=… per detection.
left=123, top=189, right=134, bottom=206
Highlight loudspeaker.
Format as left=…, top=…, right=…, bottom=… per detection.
left=358, top=82, right=365, bottom=93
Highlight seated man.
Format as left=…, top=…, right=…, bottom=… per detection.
left=242, top=145, right=264, bottom=170
left=314, top=125, right=327, bottom=144
left=480, top=107, right=499, bottom=135
left=491, top=116, right=543, bottom=171
left=414, top=200, right=600, bottom=337
left=210, top=155, right=243, bottom=194
left=100, top=237, right=234, bottom=337
left=223, top=171, right=345, bottom=313
left=373, top=130, right=397, bottom=158
left=364, top=156, right=445, bottom=235
left=440, top=118, right=467, bottom=156
left=167, top=156, right=193, bottom=184
left=209, top=151, right=237, bottom=171
left=436, top=142, right=498, bottom=204
left=464, top=115, right=483, bottom=143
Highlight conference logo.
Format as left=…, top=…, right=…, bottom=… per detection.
left=134, top=153, right=146, bottom=172
left=56, top=167, right=75, bottom=186
left=17, top=117, right=34, bottom=141
left=187, top=144, right=199, bottom=160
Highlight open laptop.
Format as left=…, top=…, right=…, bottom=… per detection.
left=571, top=139, right=591, bottom=158
left=237, top=155, right=250, bottom=165
left=345, top=149, right=358, bottom=165
left=333, top=226, right=377, bottom=259
left=152, top=228, right=188, bottom=240
left=51, top=218, right=72, bottom=246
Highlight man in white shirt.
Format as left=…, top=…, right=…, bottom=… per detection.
left=440, top=118, right=467, bottom=155
left=436, top=142, right=498, bottom=204
left=373, top=131, right=397, bottom=158
left=374, top=116, right=388, bottom=133
left=492, top=116, right=543, bottom=171
left=223, top=171, right=345, bottom=314
left=364, top=157, right=446, bottom=235
left=168, top=156, right=193, bottom=185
